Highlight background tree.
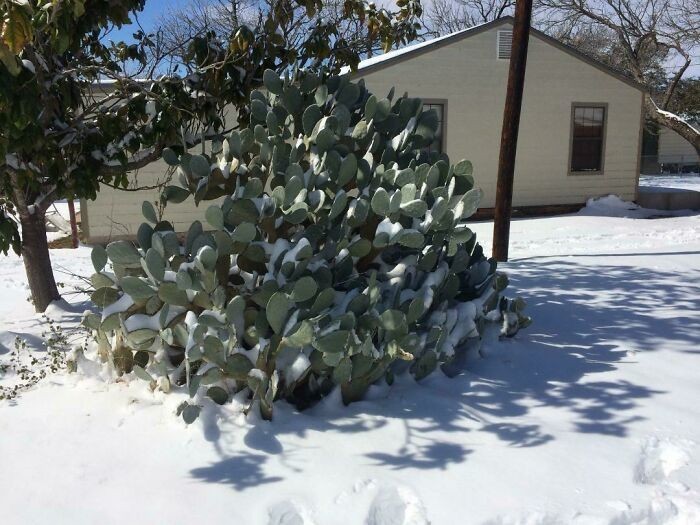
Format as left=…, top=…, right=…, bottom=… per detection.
left=664, top=77, right=700, bottom=122
left=157, top=0, right=421, bottom=65
left=537, top=0, right=700, bottom=155
left=424, top=0, right=513, bottom=36
left=0, top=0, right=422, bottom=313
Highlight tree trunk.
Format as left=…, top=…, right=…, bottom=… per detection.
left=646, top=96, right=700, bottom=157
left=67, top=199, right=79, bottom=249
left=20, top=211, right=60, bottom=312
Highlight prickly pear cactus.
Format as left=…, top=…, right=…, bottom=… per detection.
left=83, top=70, right=530, bottom=423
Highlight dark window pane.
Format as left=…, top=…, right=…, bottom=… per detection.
left=423, top=103, right=444, bottom=155
left=571, top=105, right=605, bottom=171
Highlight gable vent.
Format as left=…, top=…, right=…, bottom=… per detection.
left=497, top=30, right=513, bottom=59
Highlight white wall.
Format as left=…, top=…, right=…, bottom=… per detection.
left=657, top=124, right=699, bottom=164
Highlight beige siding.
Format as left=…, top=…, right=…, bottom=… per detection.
left=83, top=22, right=644, bottom=242
left=658, top=125, right=699, bottom=163
left=357, top=23, right=643, bottom=208
left=81, top=161, right=215, bottom=242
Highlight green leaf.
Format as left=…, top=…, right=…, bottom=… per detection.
left=228, top=199, right=259, bottom=225
left=90, top=272, right=114, bottom=289
left=283, top=321, right=313, bottom=348
left=82, top=313, right=101, bottom=330
left=351, top=119, right=368, bottom=140
left=242, top=178, right=264, bottom=199
left=158, top=282, right=189, bottom=307
left=315, top=128, right=335, bottom=153
left=226, top=295, right=246, bottom=323
left=198, top=245, right=217, bottom=271
left=397, top=230, right=425, bottom=249
left=266, top=292, right=290, bottom=334
left=309, top=288, right=335, bottom=315
left=407, top=294, right=426, bottom=324
left=332, top=357, right=353, bottom=384
left=281, top=85, right=302, bottom=114
left=142, top=201, right=158, bottom=223
left=365, top=95, right=377, bottom=119
left=348, top=238, right=371, bottom=258
left=263, top=69, right=283, bottom=95
left=224, top=354, right=253, bottom=381
left=162, top=147, right=180, bottom=166
left=380, top=310, right=406, bottom=331
left=411, top=350, right=438, bottom=381
left=121, top=277, right=156, bottom=300
left=337, top=83, right=360, bottom=107
left=182, top=403, right=201, bottom=424
left=206, top=386, right=229, bottom=405
left=190, top=155, right=210, bottom=178
left=91, top=287, right=120, bottom=307
left=162, top=185, right=191, bottom=204
left=312, top=330, right=349, bottom=353
left=283, top=202, right=308, bottom=224
left=144, top=248, right=165, bottom=281
left=205, top=206, right=224, bottom=230
left=329, top=190, right=348, bottom=220
left=291, top=276, right=318, bottom=303
left=460, top=188, right=483, bottom=219
left=302, top=104, right=322, bottom=135
left=337, top=153, right=357, bottom=186
left=106, top=241, right=141, bottom=265
left=137, top=223, right=154, bottom=250
left=454, top=159, right=473, bottom=177
left=251, top=99, right=267, bottom=121
left=371, top=188, right=390, bottom=216
left=91, top=245, right=108, bottom=272
left=231, top=222, right=256, bottom=243
left=400, top=199, right=428, bottom=218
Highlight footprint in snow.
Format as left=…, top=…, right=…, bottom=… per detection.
left=366, top=486, right=429, bottom=525
left=268, top=500, right=315, bottom=525
left=633, top=436, right=694, bottom=485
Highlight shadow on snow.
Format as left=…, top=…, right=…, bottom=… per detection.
left=190, top=256, right=700, bottom=489
left=23, top=253, right=672, bottom=489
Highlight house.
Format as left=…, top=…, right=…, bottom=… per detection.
left=81, top=17, right=645, bottom=243
left=656, top=123, right=699, bottom=173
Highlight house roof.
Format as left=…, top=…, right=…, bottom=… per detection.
left=348, top=17, right=646, bottom=93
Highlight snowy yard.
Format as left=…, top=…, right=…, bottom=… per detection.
left=639, top=174, right=700, bottom=193
left=1, top=198, right=699, bottom=524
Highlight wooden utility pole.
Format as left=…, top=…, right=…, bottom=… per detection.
left=492, top=0, right=534, bottom=262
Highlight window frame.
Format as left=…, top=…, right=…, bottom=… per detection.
left=421, top=98, right=448, bottom=155
left=568, top=102, right=608, bottom=176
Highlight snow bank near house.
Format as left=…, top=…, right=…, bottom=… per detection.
left=2, top=212, right=700, bottom=524
left=578, top=194, right=694, bottom=218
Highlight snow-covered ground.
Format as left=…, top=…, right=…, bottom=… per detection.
left=640, top=174, right=700, bottom=193
left=1, top=197, right=700, bottom=524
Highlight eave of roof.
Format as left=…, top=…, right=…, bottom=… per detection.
left=347, top=17, right=647, bottom=93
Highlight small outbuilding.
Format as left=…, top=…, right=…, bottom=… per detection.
left=656, top=123, right=700, bottom=173
left=81, top=17, right=646, bottom=243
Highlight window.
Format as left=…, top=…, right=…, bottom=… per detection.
left=570, top=104, right=607, bottom=173
left=497, top=30, right=513, bottom=60
left=423, top=102, right=445, bottom=154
